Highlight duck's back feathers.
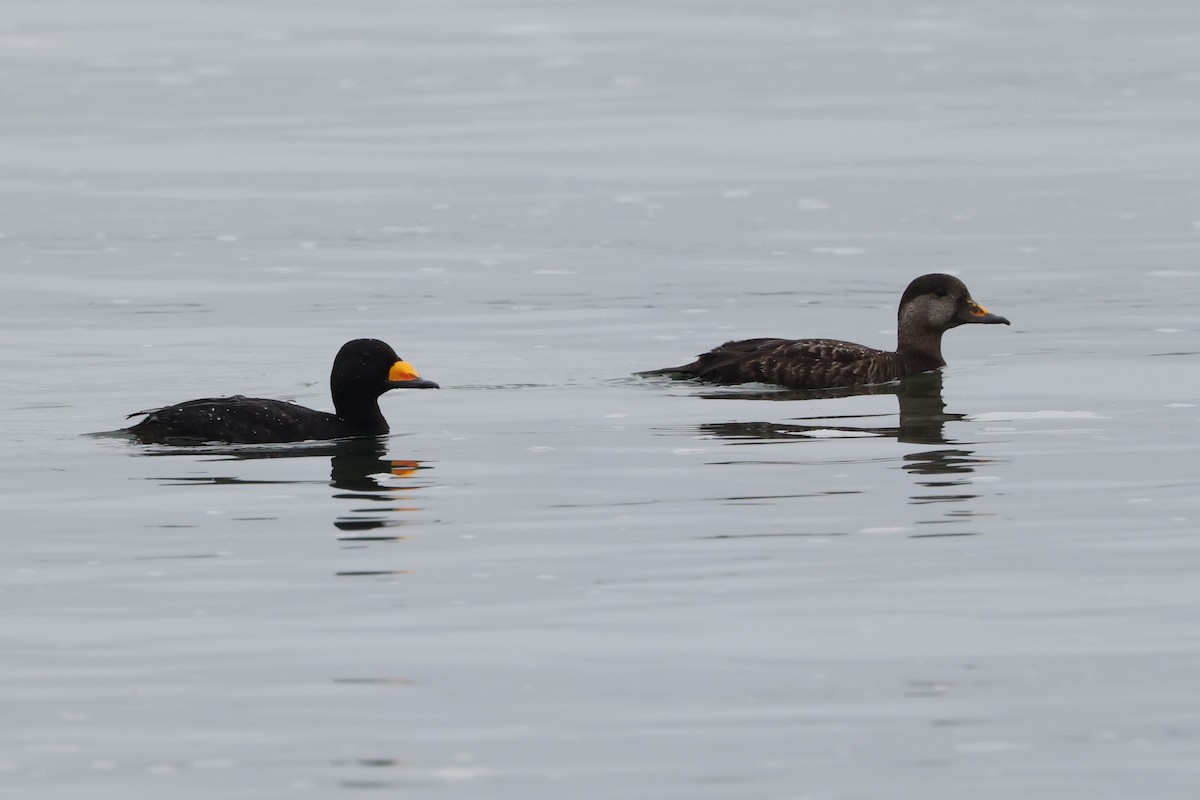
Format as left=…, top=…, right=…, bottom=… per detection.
left=646, top=337, right=936, bottom=390
left=126, top=396, right=352, bottom=444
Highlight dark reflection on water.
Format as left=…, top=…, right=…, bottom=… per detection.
left=334, top=570, right=411, bottom=577
left=688, top=372, right=1001, bottom=529
left=905, top=449, right=978, bottom=475
left=127, top=437, right=431, bottom=536
left=130, top=438, right=372, bottom=463
left=696, top=372, right=963, bottom=446
left=328, top=438, right=431, bottom=537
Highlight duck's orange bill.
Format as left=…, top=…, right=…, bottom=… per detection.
left=388, top=360, right=422, bottom=382
left=967, top=301, right=993, bottom=317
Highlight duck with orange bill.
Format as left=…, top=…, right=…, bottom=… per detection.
left=124, top=339, right=438, bottom=444
left=641, top=274, right=1009, bottom=391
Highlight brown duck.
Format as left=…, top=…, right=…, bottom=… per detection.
left=643, top=273, right=1009, bottom=390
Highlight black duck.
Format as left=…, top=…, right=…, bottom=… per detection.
left=125, top=338, right=438, bottom=444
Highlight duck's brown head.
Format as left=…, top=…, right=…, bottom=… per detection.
left=898, top=273, right=1010, bottom=332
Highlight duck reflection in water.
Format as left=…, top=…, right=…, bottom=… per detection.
left=695, top=372, right=990, bottom=478
left=328, top=438, right=431, bottom=538
left=130, top=437, right=430, bottom=537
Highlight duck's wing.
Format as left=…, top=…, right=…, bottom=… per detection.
left=125, top=396, right=250, bottom=419
left=124, top=396, right=334, bottom=444
left=649, top=337, right=902, bottom=389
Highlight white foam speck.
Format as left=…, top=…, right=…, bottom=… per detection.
left=527, top=446, right=554, bottom=453
left=0, top=36, right=56, bottom=49
left=672, top=448, right=707, bottom=455
left=954, top=741, right=1031, bottom=754
left=722, top=189, right=752, bottom=199
left=434, top=767, right=482, bottom=781
left=797, top=197, right=830, bottom=210
left=1166, top=403, right=1196, bottom=408
left=860, top=526, right=909, bottom=534
left=970, top=410, right=1107, bottom=421
left=810, top=247, right=865, bottom=256
left=884, top=43, right=934, bottom=54
left=784, top=428, right=879, bottom=438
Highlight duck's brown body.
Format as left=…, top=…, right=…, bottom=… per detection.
left=644, top=274, right=1009, bottom=390
left=670, top=336, right=946, bottom=389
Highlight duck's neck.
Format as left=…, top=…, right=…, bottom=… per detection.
left=895, top=315, right=948, bottom=370
left=333, top=393, right=390, bottom=434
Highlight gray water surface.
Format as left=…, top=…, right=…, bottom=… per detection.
left=3, top=1, right=1200, bottom=798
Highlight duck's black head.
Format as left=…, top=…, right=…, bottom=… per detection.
left=898, top=273, right=1010, bottom=332
left=330, top=338, right=439, bottom=410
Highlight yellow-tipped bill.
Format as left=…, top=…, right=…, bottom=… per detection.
left=388, top=360, right=421, bottom=382
left=958, top=299, right=1010, bottom=325
left=387, top=360, right=440, bottom=389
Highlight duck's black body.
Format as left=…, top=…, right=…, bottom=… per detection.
left=125, top=339, right=438, bottom=445
left=127, top=395, right=391, bottom=444
left=644, top=274, right=1009, bottom=390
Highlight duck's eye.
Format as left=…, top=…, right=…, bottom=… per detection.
left=934, top=288, right=948, bottom=298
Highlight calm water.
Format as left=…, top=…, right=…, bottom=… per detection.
left=3, top=1, right=1200, bottom=797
